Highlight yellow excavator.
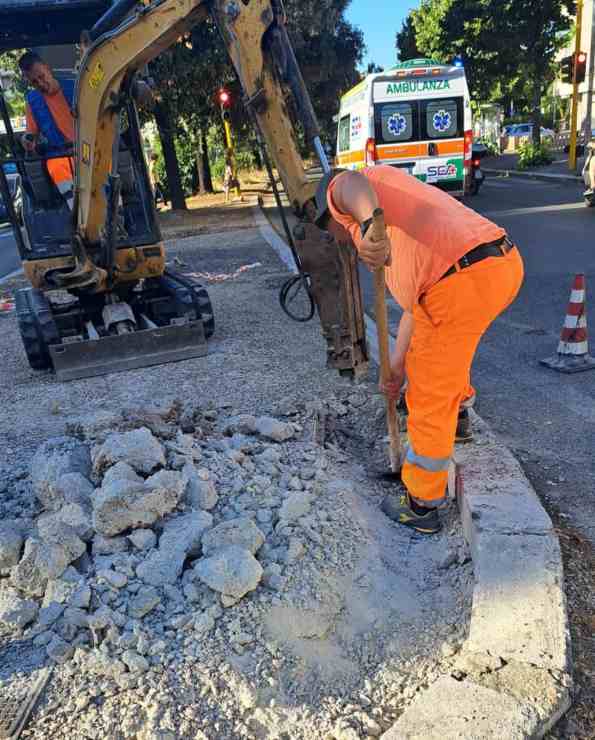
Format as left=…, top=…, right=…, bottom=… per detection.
left=0, top=0, right=368, bottom=381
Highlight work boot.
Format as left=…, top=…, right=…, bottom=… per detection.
left=455, top=408, right=473, bottom=444
left=380, top=492, right=441, bottom=534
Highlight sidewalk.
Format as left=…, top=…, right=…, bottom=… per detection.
left=482, top=152, right=585, bottom=182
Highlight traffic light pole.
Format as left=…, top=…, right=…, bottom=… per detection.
left=569, top=0, right=584, bottom=171
left=222, top=115, right=242, bottom=200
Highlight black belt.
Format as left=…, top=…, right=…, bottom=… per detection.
left=441, top=236, right=514, bottom=280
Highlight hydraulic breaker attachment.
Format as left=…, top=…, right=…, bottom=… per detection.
left=293, top=221, right=368, bottom=377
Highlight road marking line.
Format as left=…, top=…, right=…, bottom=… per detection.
left=0, top=267, right=23, bottom=284
left=0, top=231, right=13, bottom=239
left=483, top=202, right=584, bottom=218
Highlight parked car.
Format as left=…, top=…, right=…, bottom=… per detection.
left=507, top=123, right=555, bottom=142
left=0, top=164, right=22, bottom=225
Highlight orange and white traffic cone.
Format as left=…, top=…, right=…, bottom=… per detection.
left=541, top=273, right=595, bottom=373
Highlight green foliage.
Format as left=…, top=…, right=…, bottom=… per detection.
left=0, top=50, right=27, bottom=118
left=476, top=137, right=499, bottom=155
left=396, top=16, right=421, bottom=61
left=147, top=2, right=364, bottom=189
left=397, top=0, right=574, bottom=141
left=517, top=141, right=554, bottom=170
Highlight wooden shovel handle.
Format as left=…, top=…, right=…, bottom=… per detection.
left=371, top=208, right=401, bottom=472
left=369, top=207, right=387, bottom=244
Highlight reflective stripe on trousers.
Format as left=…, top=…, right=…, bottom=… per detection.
left=403, top=445, right=451, bottom=507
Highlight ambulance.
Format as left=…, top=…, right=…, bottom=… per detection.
left=335, top=58, right=473, bottom=197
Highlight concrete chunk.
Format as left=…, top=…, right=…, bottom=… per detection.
left=93, top=471, right=185, bottom=536
left=31, top=438, right=92, bottom=511
left=92, top=427, right=166, bottom=477
left=201, top=517, right=263, bottom=556
left=136, top=510, right=212, bottom=586
left=380, top=675, right=540, bottom=739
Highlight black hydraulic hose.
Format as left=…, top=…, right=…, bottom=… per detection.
left=252, top=120, right=315, bottom=322
left=89, top=0, right=139, bottom=41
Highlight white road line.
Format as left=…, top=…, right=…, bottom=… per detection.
left=0, top=267, right=23, bottom=284
left=0, top=230, right=13, bottom=239
left=483, top=202, right=585, bottom=218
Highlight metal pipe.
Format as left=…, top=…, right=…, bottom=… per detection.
left=0, top=161, right=26, bottom=258
left=313, top=136, right=331, bottom=175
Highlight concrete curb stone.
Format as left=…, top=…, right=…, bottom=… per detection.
left=253, top=202, right=571, bottom=738
left=484, top=167, right=582, bottom=183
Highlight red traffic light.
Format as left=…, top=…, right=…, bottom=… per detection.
left=219, top=89, right=230, bottom=106
left=575, top=51, right=587, bottom=83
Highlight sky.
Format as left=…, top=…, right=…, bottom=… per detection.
left=346, top=0, right=416, bottom=70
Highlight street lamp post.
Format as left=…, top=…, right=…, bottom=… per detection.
left=569, top=0, right=584, bottom=171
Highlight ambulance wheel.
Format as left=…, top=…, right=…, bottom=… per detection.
left=15, top=288, right=59, bottom=371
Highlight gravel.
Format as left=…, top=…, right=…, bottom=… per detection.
left=0, top=226, right=473, bottom=739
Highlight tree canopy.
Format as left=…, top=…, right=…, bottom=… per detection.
left=396, top=0, right=574, bottom=141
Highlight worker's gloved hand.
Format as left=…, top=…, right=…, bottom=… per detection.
left=358, top=232, right=391, bottom=271
left=21, top=133, right=37, bottom=153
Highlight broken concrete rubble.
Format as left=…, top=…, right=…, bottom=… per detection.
left=136, top=511, right=212, bottom=587
left=0, top=521, right=24, bottom=572
left=0, top=586, right=39, bottom=630
left=92, top=427, right=166, bottom=477
left=92, top=470, right=186, bottom=536
left=194, top=545, right=263, bottom=599
left=31, top=438, right=92, bottom=511
left=201, top=516, right=264, bottom=556
left=183, top=463, right=218, bottom=510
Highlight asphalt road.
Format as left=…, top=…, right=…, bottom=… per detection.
left=463, top=176, right=595, bottom=541
left=0, top=225, right=21, bottom=280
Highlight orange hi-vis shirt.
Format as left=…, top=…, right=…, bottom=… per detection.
left=327, top=165, right=506, bottom=312
left=25, top=88, right=75, bottom=143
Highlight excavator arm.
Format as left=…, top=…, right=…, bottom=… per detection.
left=72, top=0, right=368, bottom=376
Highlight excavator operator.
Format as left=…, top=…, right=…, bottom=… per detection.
left=19, top=51, right=75, bottom=210
left=320, top=165, right=524, bottom=535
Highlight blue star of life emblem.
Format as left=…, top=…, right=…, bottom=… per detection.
left=387, top=113, right=407, bottom=136
left=432, top=110, right=452, bottom=132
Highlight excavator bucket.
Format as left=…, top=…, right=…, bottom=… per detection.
left=49, top=320, right=207, bottom=381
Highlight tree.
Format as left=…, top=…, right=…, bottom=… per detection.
left=398, top=0, right=574, bottom=144
left=148, top=1, right=364, bottom=189
left=396, top=16, right=421, bottom=61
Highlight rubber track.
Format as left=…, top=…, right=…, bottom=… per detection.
left=15, top=289, right=51, bottom=370
left=163, top=270, right=214, bottom=339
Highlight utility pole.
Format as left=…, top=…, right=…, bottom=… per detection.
left=584, top=0, right=595, bottom=147
left=569, top=0, right=584, bottom=171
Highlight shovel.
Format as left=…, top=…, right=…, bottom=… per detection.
left=370, top=208, right=402, bottom=480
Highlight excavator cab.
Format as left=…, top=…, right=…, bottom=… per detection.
left=0, top=1, right=214, bottom=380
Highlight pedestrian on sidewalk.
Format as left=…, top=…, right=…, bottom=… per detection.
left=149, top=153, right=168, bottom=209
left=317, top=165, right=524, bottom=534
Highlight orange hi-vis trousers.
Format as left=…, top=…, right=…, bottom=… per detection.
left=47, top=156, right=74, bottom=190
left=402, top=246, right=524, bottom=507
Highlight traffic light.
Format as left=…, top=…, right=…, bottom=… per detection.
left=560, top=54, right=574, bottom=84
left=575, top=51, right=587, bottom=83
left=218, top=89, right=230, bottom=107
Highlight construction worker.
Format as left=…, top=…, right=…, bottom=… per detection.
left=19, top=51, right=75, bottom=210
left=317, top=166, right=524, bottom=534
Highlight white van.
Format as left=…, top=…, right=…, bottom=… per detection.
left=335, top=58, right=473, bottom=197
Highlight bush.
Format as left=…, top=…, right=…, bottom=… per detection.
left=479, top=138, right=500, bottom=156
left=517, top=142, right=554, bottom=170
